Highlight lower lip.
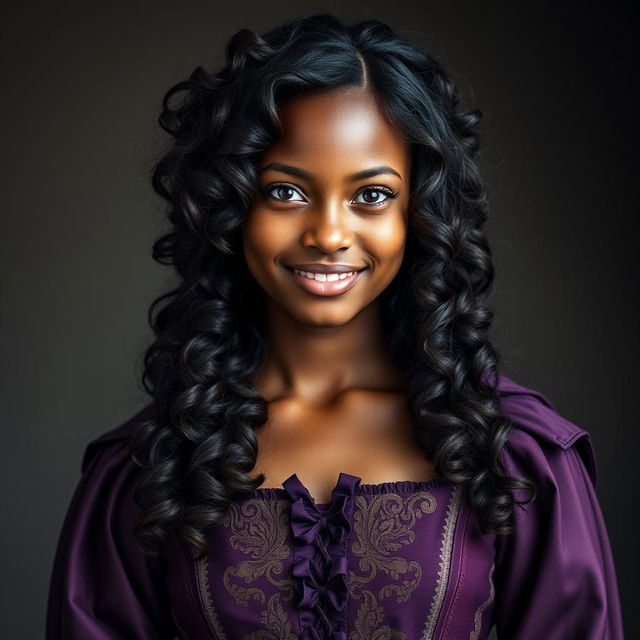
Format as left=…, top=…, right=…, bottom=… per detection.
left=286, top=267, right=366, bottom=296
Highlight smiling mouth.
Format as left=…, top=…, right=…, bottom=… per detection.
left=284, top=265, right=367, bottom=296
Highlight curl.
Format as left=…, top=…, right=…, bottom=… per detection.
left=130, top=13, right=535, bottom=561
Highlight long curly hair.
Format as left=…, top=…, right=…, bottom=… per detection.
left=129, top=13, right=536, bottom=561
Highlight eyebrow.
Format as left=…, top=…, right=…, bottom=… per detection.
left=258, top=162, right=402, bottom=181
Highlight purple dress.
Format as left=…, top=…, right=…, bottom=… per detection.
left=46, top=375, right=624, bottom=639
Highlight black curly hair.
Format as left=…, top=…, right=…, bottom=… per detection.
left=129, top=12, right=536, bottom=561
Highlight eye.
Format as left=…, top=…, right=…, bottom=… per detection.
left=264, top=183, right=306, bottom=202
left=353, top=186, right=399, bottom=206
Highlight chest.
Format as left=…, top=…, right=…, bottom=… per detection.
left=162, top=480, right=498, bottom=640
left=250, top=390, right=440, bottom=504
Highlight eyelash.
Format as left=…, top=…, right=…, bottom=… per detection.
left=263, top=183, right=399, bottom=207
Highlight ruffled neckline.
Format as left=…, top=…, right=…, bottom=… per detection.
left=283, top=472, right=361, bottom=513
left=245, top=472, right=454, bottom=507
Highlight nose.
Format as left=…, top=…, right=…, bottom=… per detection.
left=301, top=201, right=355, bottom=253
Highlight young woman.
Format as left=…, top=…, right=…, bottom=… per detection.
left=46, top=13, right=624, bottom=639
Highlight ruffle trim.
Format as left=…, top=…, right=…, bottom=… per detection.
left=246, top=476, right=453, bottom=505
left=282, top=472, right=361, bottom=640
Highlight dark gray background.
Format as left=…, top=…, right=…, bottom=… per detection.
left=2, top=1, right=636, bottom=638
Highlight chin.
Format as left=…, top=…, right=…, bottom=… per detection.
left=290, top=308, right=360, bottom=329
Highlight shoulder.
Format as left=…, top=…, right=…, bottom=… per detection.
left=489, top=377, right=624, bottom=637
left=494, top=373, right=598, bottom=487
left=54, top=403, right=160, bottom=559
left=80, top=402, right=157, bottom=474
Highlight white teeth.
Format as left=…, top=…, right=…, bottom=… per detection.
left=293, top=269, right=356, bottom=281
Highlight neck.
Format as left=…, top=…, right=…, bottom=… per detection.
left=252, top=298, right=402, bottom=404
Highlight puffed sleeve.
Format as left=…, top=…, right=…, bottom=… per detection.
left=46, top=406, right=179, bottom=639
left=492, top=385, right=625, bottom=639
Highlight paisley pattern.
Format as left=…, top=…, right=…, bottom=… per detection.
left=222, top=498, right=296, bottom=605
left=195, top=496, right=297, bottom=639
left=348, top=485, right=464, bottom=639
left=244, top=594, right=298, bottom=640
left=349, top=590, right=408, bottom=640
left=195, top=477, right=466, bottom=640
left=349, top=491, right=438, bottom=602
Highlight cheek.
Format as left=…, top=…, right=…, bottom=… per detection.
left=366, top=215, right=407, bottom=269
left=242, top=211, right=297, bottom=291
left=243, top=212, right=281, bottom=263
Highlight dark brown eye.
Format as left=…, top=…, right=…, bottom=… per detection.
left=354, top=186, right=398, bottom=206
left=362, top=189, right=385, bottom=203
left=266, top=184, right=305, bottom=202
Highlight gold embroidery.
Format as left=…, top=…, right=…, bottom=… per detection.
left=245, top=592, right=298, bottom=640
left=349, top=590, right=408, bottom=640
left=195, top=497, right=298, bottom=640
left=350, top=491, right=438, bottom=603
left=348, top=491, right=438, bottom=636
left=194, top=486, right=467, bottom=640
left=195, top=554, right=228, bottom=639
left=222, top=498, right=295, bottom=606
left=420, top=484, right=464, bottom=640
left=469, top=561, right=495, bottom=640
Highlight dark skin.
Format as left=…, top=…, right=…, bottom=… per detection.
left=241, top=86, right=439, bottom=504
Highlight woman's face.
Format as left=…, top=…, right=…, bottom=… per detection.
left=242, top=86, right=411, bottom=328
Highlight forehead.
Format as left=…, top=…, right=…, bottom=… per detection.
left=260, top=87, right=409, bottom=172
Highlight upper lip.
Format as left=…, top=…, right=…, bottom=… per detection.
left=287, top=263, right=367, bottom=274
